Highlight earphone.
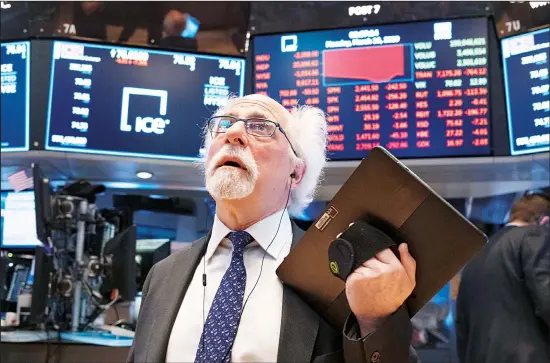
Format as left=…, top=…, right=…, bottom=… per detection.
left=200, top=174, right=295, bottom=363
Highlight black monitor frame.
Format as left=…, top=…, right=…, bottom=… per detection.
left=248, top=15, right=516, bottom=158
left=103, top=224, right=137, bottom=302
left=498, top=24, right=550, bottom=156
left=135, top=240, right=170, bottom=291
left=27, top=245, right=53, bottom=327
left=32, top=164, right=53, bottom=246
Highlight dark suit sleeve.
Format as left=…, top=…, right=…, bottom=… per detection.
left=455, top=294, right=468, bottom=363
left=126, top=264, right=157, bottom=363
left=342, top=305, right=418, bottom=363
left=520, top=227, right=550, bottom=328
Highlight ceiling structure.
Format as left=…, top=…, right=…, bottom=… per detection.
left=1, top=2, right=548, bottom=201
left=2, top=151, right=548, bottom=200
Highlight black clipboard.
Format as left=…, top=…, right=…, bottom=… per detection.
left=277, top=146, right=487, bottom=329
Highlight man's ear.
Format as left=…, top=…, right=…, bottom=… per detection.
left=539, top=215, right=550, bottom=225
left=290, top=162, right=307, bottom=189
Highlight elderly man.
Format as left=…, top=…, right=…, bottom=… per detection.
left=128, top=94, right=418, bottom=363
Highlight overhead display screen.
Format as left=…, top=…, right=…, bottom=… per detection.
left=502, top=27, right=549, bottom=155
left=253, top=17, right=491, bottom=160
left=1, top=41, right=30, bottom=152
left=1, top=191, right=42, bottom=248
left=46, top=41, right=245, bottom=160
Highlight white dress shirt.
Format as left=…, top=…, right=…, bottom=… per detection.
left=166, top=209, right=293, bottom=363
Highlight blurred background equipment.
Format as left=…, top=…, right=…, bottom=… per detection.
left=134, top=238, right=170, bottom=291
left=0, top=1, right=250, bottom=55
left=1, top=164, right=141, bottom=336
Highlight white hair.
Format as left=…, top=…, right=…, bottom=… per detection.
left=199, top=96, right=328, bottom=217
left=286, top=105, right=328, bottom=216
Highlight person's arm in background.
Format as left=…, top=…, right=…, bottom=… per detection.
left=126, top=264, right=156, bottom=363
left=81, top=1, right=104, bottom=15
left=520, top=226, right=550, bottom=329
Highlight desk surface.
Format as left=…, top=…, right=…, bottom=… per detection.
left=1, top=340, right=130, bottom=363
left=1, top=330, right=133, bottom=346
left=1, top=330, right=58, bottom=342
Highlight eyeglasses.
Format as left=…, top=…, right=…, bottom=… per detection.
left=207, top=115, right=298, bottom=157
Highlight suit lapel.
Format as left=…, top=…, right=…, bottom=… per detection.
left=146, top=233, right=210, bottom=362
left=145, top=223, right=320, bottom=363
left=277, top=223, right=320, bottom=362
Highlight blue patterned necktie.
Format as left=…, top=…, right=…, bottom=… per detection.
left=194, top=231, right=254, bottom=363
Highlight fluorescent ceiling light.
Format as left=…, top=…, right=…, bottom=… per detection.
left=136, top=171, right=153, bottom=179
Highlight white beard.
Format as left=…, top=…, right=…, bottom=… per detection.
left=205, top=145, right=259, bottom=200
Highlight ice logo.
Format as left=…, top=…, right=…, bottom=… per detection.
left=433, top=22, right=452, bottom=41
left=120, top=87, right=170, bottom=135
left=281, top=35, right=298, bottom=52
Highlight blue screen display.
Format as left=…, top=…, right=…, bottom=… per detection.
left=45, top=41, right=245, bottom=160
left=1, top=41, right=30, bottom=152
left=502, top=28, right=549, bottom=155
left=253, top=18, right=491, bottom=160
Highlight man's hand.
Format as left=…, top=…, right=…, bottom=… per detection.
left=345, top=243, right=416, bottom=336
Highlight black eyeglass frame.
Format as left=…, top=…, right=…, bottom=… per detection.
left=207, top=115, right=299, bottom=157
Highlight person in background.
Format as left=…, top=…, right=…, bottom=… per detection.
left=127, top=94, right=418, bottom=363
left=72, top=1, right=107, bottom=40
left=456, top=191, right=550, bottom=363
left=157, top=9, right=198, bottom=51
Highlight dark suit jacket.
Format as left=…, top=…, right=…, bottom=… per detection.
left=128, top=223, right=418, bottom=363
left=456, top=225, right=550, bottom=363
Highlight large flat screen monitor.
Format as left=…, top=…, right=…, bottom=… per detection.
left=253, top=17, right=491, bottom=160
left=1, top=191, right=42, bottom=249
left=45, top=41, right=246, bottom=160
left=501, top=27, right=549, bottom=155
left=1, top=41, right=30, bottom=152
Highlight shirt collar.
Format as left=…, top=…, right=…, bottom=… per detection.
left=205, top=209, right=292, bottom=262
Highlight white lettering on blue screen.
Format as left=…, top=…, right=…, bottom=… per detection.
left=119, top=87, right=170, bottom=135
left=73, top=92, right=90, bottom=103
left=173, top=54, right=196, bottom=71
left=75, top=78, right=91, bottom=88
left=52, top=134, right=88, bottom=147
left=72, top=106, right=89, bottom=118
left=324, top=28, right=401, bottom=49
left=203, top=76, right=229, bottom=107
left=219, top=59, right=242, bottom=76
left=69, top=63, right=93, bottom=74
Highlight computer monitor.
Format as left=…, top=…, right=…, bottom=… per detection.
left=6, top=264, right=30, bottom=302
left=27, top=245, right=53, bottom=326
left=135, top=239, right=170, bottom=291
left=501, top=27, right=550, bottom=155
left=103, top=225, right=137, bottom=301
left=1, top=191, right=43, bottom=249
left=45, top=40, right=246, bottom=160
left=32, top=164, right=54, bottom=245
left=1, top=41, right=30, bottom=152
left=253, top=17, right=491, bottom=159
left=1, top=255, right=32, bottom=313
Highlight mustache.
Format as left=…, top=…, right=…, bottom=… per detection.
left=206, top=145, right=259, bottom=178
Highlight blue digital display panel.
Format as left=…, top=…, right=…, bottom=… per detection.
left=502, top=28, right=549, bottom=155
left=45, top=41, right=245, bottom=160
left=253, top=18, right=491, bottom=160
left=1, top=41, right=30, bottom=152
